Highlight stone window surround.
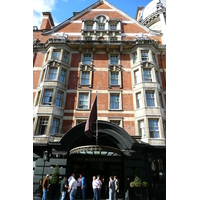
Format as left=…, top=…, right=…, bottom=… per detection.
left=34, top=86, right=65, bottom=109
left=135, top=116, right=165, bottom=139
left=108, top=64, right=122, bottom=88
left=33, top=115, right=63, bottom=136
left=43, top=47, right=71, bottom=66
left=39, top=61, right=69, bottom=86
left=75, top=117, right=87, bottom=126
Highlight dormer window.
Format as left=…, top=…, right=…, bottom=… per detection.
left=99, top=24, right=105, bottom=30
left=86, top=25, right=93, bottom=30
left=110, top=24, right=117, bottom=30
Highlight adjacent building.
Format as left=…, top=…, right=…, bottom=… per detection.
left=33, top=0, right=166, bottom=199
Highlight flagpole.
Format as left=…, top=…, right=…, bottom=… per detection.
left=96, top=91, right=98, bottom=145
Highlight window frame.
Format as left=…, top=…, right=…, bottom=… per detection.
left=148, top=119, right=160, bottom=138
left=79, top=64, right=93, bottom=88
left=43, top=89, right=54, bottom=106
left=146, top=91, right=155, bottom=107
left=139, top=120, right=146, bottom=138
left=143, top=68, right=152, bottom=82
left=36, top=117, right=49, bottom=136
left=51, top=118, right=60, bottom=135
left=48, top=67, right=58, bottom=81
left=141, top=50, right=149, bottom=61
left=108, top=65, right=122, bottom=88
left=77, top=91, right=91, bottom=110
left=55, top=90, right=63, bottom=108
left=136, top=92, right=142, bottom=109
left=108, top=91, right=122, bottom=110
left=52, top=49, right=61, bottom=60
left=62, top=50, right=70, bottom=64
left=59, top=68, right=67, bottom=84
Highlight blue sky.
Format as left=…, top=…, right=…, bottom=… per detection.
left=33, top=0, right=152, bottom=28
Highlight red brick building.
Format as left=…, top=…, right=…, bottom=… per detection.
left=33, top=0, right=166, bottom=199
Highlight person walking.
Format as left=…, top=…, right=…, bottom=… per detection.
left=80, top=174, right=86, bottom=199
left=114, top=176, right=119, bottom=200
left=96, top=175, right=102, bottom=200
left=92, top=176, right=98, bottom=200
left=42, top=174, right=50, bottom=200
left=60, top=176, right=68, bottom=200
left=108, top=176, right=115, bottom=200
left=68, top=176, right=78, bottom=200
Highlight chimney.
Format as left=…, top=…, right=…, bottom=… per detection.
left=40, top=12, right=55, bottom=30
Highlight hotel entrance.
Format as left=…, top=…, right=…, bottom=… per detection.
left=68, top=145, right=125, bottom=199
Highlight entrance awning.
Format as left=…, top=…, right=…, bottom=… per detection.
left=69, top=145, right=123, bottom=156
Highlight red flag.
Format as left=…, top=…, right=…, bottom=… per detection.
left=84, top=95, right=97, bottom=139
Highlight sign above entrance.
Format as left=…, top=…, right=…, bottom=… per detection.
left=69, top=145, right=123, bottom=156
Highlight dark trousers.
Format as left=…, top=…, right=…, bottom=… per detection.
left=97, top=188, right=101, bottom=200
left=93, top=188, right=98, bottom=200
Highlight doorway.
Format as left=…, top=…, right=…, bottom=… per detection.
left=68, top=154, right=124, bottom=199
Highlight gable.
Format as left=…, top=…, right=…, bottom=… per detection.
left=42, top=0, right=161, bottom=40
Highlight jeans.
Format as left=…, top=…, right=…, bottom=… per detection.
left=93, top=188, right=98, bottom=200
left=42, top=189, right=47, bottom=200
left=109, top=188, right=115, bottom=200
left=60, top=191, right=66, bottom=200
left=70, top=188, right=77, bottom=200
left=97, top=188, right=101, bottom=200
left=81, top=185, right=86, bottom=199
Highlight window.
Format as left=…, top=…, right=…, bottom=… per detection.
left=152, top=52, right=156, bottom=63
left=81, top=71, right=90, bottom=85
left=163, top=120, right=166, bottom=138
left=134, top=70, right=140, bottom=84
left=159, top=92, right=164, bottom=108
left=143, top=69, right=152, bottom=82
left=110, top=120, right=121, bottom=126
left=56, top=91, right=63, bottom=107
left=110, top=93, right=120, bottom=110
left=35, top=90, right=41, bottom=106
left=99, top=24, right=105, bottom=30
left=110, top=37, right=117, bottom=41
left=110, top=72, right=119, bottom=85
left=110, top=54, right=118, bottom=65
left=110, top=25, right=116, bottom=30
left=40, top=68, right=46, bottom=82
left=52, top=50, right=61, bottom=60
left=45, top=51, right=50, bottom=62
left=83, top=54, right=91, bottom=65
left=76, top=119, right=87, bottom=125
left=51, top=118, right=59, bottom=135
left=86, top=25, right=93, bottom=30
left=43, top=89, right=53, bottom=105
left=60, top=69, right=66, bottom=83
left=146, top=91, right=155, bottom=107
left=48, top=67, right=57, bottom=80
left=133, top=52, right=138, bottom=63
left=85, top=37, right=92, bottom=41
left=139, top=120, right=145, bottom=137
left=141, top=50, right=149, bottom=61
left=136, top=92, right=142, bottom=108
left=149, top=119, right=159, bottom=138
left=78, top=93, right=89, bottom=109
left=37, top=117, right=49, bottom=135
left=155, top=70, right=160, bottom=84
left=62, top=51, right=69, bottom=64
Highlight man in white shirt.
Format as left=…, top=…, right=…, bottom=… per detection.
left=69, top=176, right=77, bottom=200
left=92, top=176, right=98, bottom=200
left=96, top=175, right=102, bottom=200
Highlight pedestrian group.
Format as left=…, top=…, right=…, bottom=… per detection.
left=42, top=173, right=119, bottom=200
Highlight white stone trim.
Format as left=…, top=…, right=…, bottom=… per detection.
left=64, top=110, right=135, bottom=114
left=65, top=89, right=133, bottom=94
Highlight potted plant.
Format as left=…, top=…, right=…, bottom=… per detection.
left=49, top=165, right=60, bottom=200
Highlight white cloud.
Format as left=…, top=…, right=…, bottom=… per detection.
left=33, top=0, right=57, bottom=28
